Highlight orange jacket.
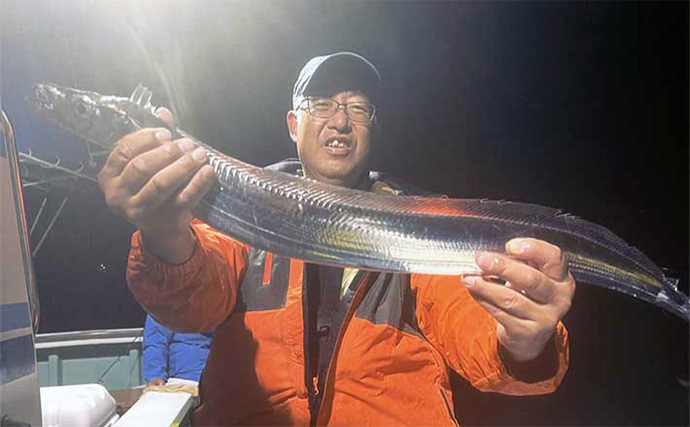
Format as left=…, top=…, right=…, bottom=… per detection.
left=128, top=221, right=569, bottom=426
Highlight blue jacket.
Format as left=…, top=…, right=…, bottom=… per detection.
left=143, top=315, right=214, bottom=382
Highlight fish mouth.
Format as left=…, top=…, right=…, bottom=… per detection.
left=26, top=83, right=58, bottom=112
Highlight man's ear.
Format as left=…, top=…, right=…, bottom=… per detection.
left=286, top=110, right=299, bottom=143
left=371, top=116, right=381, bottom=144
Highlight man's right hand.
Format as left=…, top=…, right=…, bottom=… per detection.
left=98, top=108, right=216, bottom=264
left=147, top=378, right=166, bottom=387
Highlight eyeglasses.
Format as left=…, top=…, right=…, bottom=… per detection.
left=299, top=97, right=376, bottom=124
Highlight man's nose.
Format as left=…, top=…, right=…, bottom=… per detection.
left=328, top=106, right=352, bottom=130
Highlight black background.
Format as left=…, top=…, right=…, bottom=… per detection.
left=2, top=1, right=687, bottom=425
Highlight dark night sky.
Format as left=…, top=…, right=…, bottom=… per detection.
left=1, top=1, right=688, bottom=425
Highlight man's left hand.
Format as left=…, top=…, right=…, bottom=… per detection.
left=462, top=238, right=575, bottom=363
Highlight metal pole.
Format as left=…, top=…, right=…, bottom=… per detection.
left=28, top=196, right=48, bottom=236
left=31, top=195, right=68, bottom=258
left=0, top=109, right=41, bottom=333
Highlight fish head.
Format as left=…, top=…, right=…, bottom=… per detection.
left=27, top=83, right=134, bottom=149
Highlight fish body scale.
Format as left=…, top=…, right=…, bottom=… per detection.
left=27, top=83, right=690, bottom=321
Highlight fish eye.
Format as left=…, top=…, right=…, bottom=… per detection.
left=75, top=103, right=88, bottom=116
left=73, top=97, right=93, bottom=118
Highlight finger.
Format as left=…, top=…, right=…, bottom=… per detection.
left=506, top=238, right=569, bottom=282
left=119, top=138, right=194, bottom=193
left=476, top=252, right=554, bottom=304
left=172, top=165, right=217, bottom=211
left=100, top=128, right=172, bottom=180
left=475, top=299, right=537, bottom=341
left=155, top=107, right=174, bottom=127
left=130, top=146, right=208, bottom=212
left=462, top=275, right=537, bottom=320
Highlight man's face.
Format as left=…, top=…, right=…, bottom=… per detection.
left=287, top=91, right=374, bottom=188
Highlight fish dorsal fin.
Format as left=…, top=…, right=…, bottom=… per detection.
left=129, top=84, right=153, bottom=109
left=320, top=194, right=666, bottom=281
left=129, top=83, right=144, bottom=102
left=452, top=199, right=666, bottom=280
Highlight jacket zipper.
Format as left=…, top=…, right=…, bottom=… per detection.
left=313, top=270, right=371, bottom=426
left=312, top=376, right=320, bottom=396
left=416, top=315, right=460, bottom=426
left=439, top=388, right=460, bottom=426
left=302, top=264, right=318, bottom=423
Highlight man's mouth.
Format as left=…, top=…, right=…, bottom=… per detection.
left=323, top=137, right=353, bottom=156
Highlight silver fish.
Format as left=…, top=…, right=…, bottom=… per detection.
left=27, top=82, right=689, bottom=321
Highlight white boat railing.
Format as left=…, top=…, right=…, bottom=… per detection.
left=35, top=328, right=145, bottom=390
left=35, top=328, right=144, bottom=349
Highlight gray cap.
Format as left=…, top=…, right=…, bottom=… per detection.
left=292, top=52, right=381, bottom=110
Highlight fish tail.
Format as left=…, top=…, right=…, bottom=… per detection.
left=568, top=256, right=690, bottom=322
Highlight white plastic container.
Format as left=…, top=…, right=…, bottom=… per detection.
left=40, top=384, right=119, bottom=427
left=114, top=391, right=194, bottom=427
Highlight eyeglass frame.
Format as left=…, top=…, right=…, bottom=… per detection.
left=297, top=96, right=377, bottom=124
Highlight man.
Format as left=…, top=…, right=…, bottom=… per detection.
left=99, top=52, right=574, bottom=425
left=142, top=314, right=213, bottom=386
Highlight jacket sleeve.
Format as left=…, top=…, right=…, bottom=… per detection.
left=411, top=273, right=569, bottom=395
left=127, top=220, right=249, bottom=333
left=142, top=315, right=172, bottom=382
